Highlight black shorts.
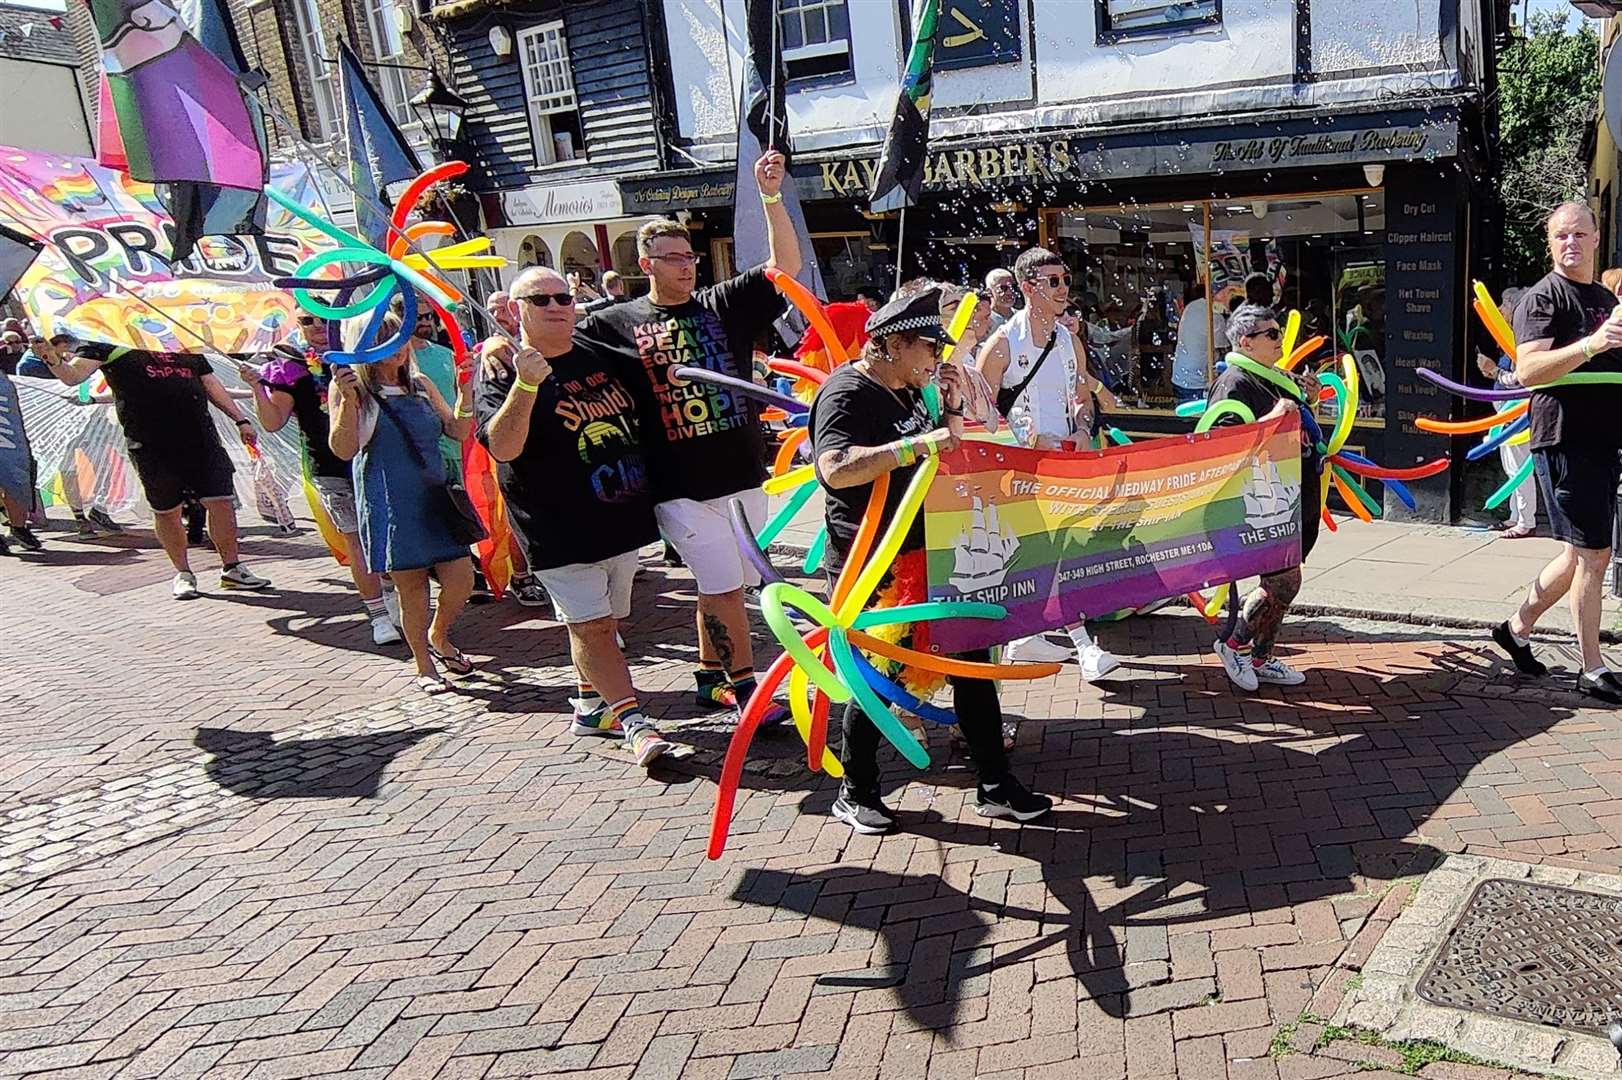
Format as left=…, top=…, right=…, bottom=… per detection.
left=129, top=440, right=234, bottom=513
left=1533, top=445, right=1621, bottom=551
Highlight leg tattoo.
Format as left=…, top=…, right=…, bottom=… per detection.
left=1231, top=568, right=1301, bottom=659
left=702, top=612, right=735, bottom=673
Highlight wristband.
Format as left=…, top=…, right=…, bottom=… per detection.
left=1583, top=337, right=1598, bottom=360
left=235, top=418, right=252, bottom=427
left=943, top=404, right=964, bottom=417
left=514, top=377, right=541, bottom=394
left=454, top=406, right=474, bottom=419
left=760, top=192, right=784, bottom=205
left=918, top=436, right=941, bottom=459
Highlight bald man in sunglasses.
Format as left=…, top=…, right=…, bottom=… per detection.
left=477, top=266, right=671, bottom=768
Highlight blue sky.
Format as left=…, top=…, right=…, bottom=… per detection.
left=1526, top=0, right=1590, bottom=24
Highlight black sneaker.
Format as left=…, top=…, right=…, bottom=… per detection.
left=86, top=508, right=123, bottom=533
left=0, top=533, right=12, bottom=557
left=8, top=526, right=42, bottom=552
left=1492, top=621, right=1547, bottom=677
left=1578, top=670, right=1622, bottom=706
left=511, top=576, right=549, bottom=608
left=975, top=778, right=1053, bottom=822
left=831, top=788, right=897, bottom=835
left=469, top=568, right=494, bottom=604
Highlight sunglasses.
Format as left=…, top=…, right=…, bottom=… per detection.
left=298, top=316, right=318, bottom=325
left=517, top=292, right=575, bottom=308
left=648, top=252, right=699, bottom=267
left=1033, top=273, right=1071, bottom=289
left=1247, top=327, right=1283, bottom=341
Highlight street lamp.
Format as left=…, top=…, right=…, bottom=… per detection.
left=410, top=72, right=470, bottom=151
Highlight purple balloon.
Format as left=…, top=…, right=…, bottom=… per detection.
left=672, top=365, right=809, bottom=414
left=1416, top=366, right=1530, bottom=402
left=729, top=497, right=784, bottom=587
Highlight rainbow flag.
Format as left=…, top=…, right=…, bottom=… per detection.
left=924, top=415, right=1304, bottom=652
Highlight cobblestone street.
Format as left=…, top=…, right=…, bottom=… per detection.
left=1, top=523, right=1615, bottom=1079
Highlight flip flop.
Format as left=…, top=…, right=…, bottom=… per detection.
left=414, top=675, right=451, bottom=695
left=1500, top=525, right=1535, bottom=539
left=428, top=645, right=474, bottom=676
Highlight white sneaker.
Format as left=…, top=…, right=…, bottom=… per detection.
left=172, top=571, right=199, bottom=600
left=382, top=588, right=402, bottom=630
left=1214, top=639, right=1259, bottom=691
left=219, top=564, right=270, bottom=590
left=371, top=614, right=403, bottom=646
left=1004, top=634, right=1073, bottom=663
left=1079, top=644, right=1121, bottom=682
left=1253, top=656, right=1306, bottom=686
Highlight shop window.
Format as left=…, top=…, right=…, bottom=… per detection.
left=1050, top=203, right=1203, bottom=413
left=1097, top=0, right=1221, bottom=43
left=518, top=21, right=586, bottom=166
left=611, top=232, right=647, bottom=296
left=780, top=0, right=852, bottom=81
left=560, top=230, right=600, bottom=281
left=518, top=235, right=552, bottom=269
left=1209, top=193, right=1386, bottom=423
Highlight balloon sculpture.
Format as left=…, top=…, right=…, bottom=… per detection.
left=1155, top=309, right=1439, bottom=627
left=706, top=277, right=1071, bottom=858
left=1410, top=281, right=1622, bottom=513
left=266, top=161, right=504, bottom=364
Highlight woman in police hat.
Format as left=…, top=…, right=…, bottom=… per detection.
left=807, top=285, right=1053, bottom=836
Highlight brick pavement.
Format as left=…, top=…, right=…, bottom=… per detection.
left=0, top=520, right=1616, bottom=1078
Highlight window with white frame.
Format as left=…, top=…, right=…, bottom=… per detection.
left=289, top=0, right=337, bottom=140
left=517, top=21, right=585, bottom=166
left=779, top=0, right=850, bottom=80
left=1097, top=0, right=1221, bottom=41
left=362, top=0, right=419, bottom=129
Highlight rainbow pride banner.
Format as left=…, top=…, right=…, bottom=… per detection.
left=924, top=415, right=1304, bottom=652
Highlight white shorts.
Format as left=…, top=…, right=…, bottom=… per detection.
left=655, top=488, right=768, bottom=596
left=535, top=550, right=641, bottom=624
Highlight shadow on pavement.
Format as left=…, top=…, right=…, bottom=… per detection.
left=194, top=725, right=443, bottom=799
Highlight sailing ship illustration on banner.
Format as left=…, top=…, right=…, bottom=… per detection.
left=949, top=495, right=1020, bottom=593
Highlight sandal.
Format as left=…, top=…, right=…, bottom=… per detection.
left=1500, top=524, right=1535, bottom=539
left=428, top=645, right=474, bottom=676
left=414, top=675, right=451, bottom=695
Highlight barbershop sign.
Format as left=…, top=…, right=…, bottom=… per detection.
left=810, top=121, right=1457, bottom=198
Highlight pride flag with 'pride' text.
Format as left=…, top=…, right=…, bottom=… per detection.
left=925, top=416, right=1304, bottom=653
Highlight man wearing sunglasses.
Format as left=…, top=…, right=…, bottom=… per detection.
left=477, top=266, right=671, bottom=767
left=487, top=151, right=802, bottom=717
left=975, top=246, right=1122, bottom=682
left=1207, top=304, right=1323, bottom=692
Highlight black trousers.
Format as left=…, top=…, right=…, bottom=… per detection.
left=839, top=648, right=1011, bottom=796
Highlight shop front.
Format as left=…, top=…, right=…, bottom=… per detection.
left=481, top=179, right=655, bottom=293
left=633, top=104, right=1476, bottom=521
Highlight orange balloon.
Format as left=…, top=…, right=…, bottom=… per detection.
left=1415, top=400, right=1527, bottom=435
left=846, top=628, right=1061, bottom=681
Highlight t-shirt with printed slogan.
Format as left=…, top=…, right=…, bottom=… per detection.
left=1510, top=271, right=1622, bottom=452
left=474, top=344, right=659, bottom=571
left=75, top=343, right=221, bottom=455
left=577, top=267, right=786, bottom=502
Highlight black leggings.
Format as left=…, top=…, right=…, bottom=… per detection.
left=839, top=649, right=1010, bottom=795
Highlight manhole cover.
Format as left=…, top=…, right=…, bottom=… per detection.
left=1417, top=878, right=1622, bottom=1034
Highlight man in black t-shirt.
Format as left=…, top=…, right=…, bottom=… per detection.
left=1207, top=304, right=1321, bottom=694
left=1492, top=201, right=1622, bottom=704
left=241, top=315, right=399, bottom=645
left=484, top=151, right=801, bottom=719
left=42, top=342, right=271, bottom=599
left=477, top=267, right=670, bottom=768
left=810, top=287, right=1051, bottom=835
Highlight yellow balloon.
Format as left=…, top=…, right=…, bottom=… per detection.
left=1473, top=280, right=1517, bottom=358
left=1278, top=309, right=1302, bottom=367
left=786, top=663, right=845, bottom=777
left=835, top=455, right=940, bottom=624
left=763, top=464, right=816, bottom=495
left=941, top=292, right=979, bottom=363
left=1327, top=353, right=1359, bottom=455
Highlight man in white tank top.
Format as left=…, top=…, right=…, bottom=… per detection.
left=976, top=247, right=1122, bottom=682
